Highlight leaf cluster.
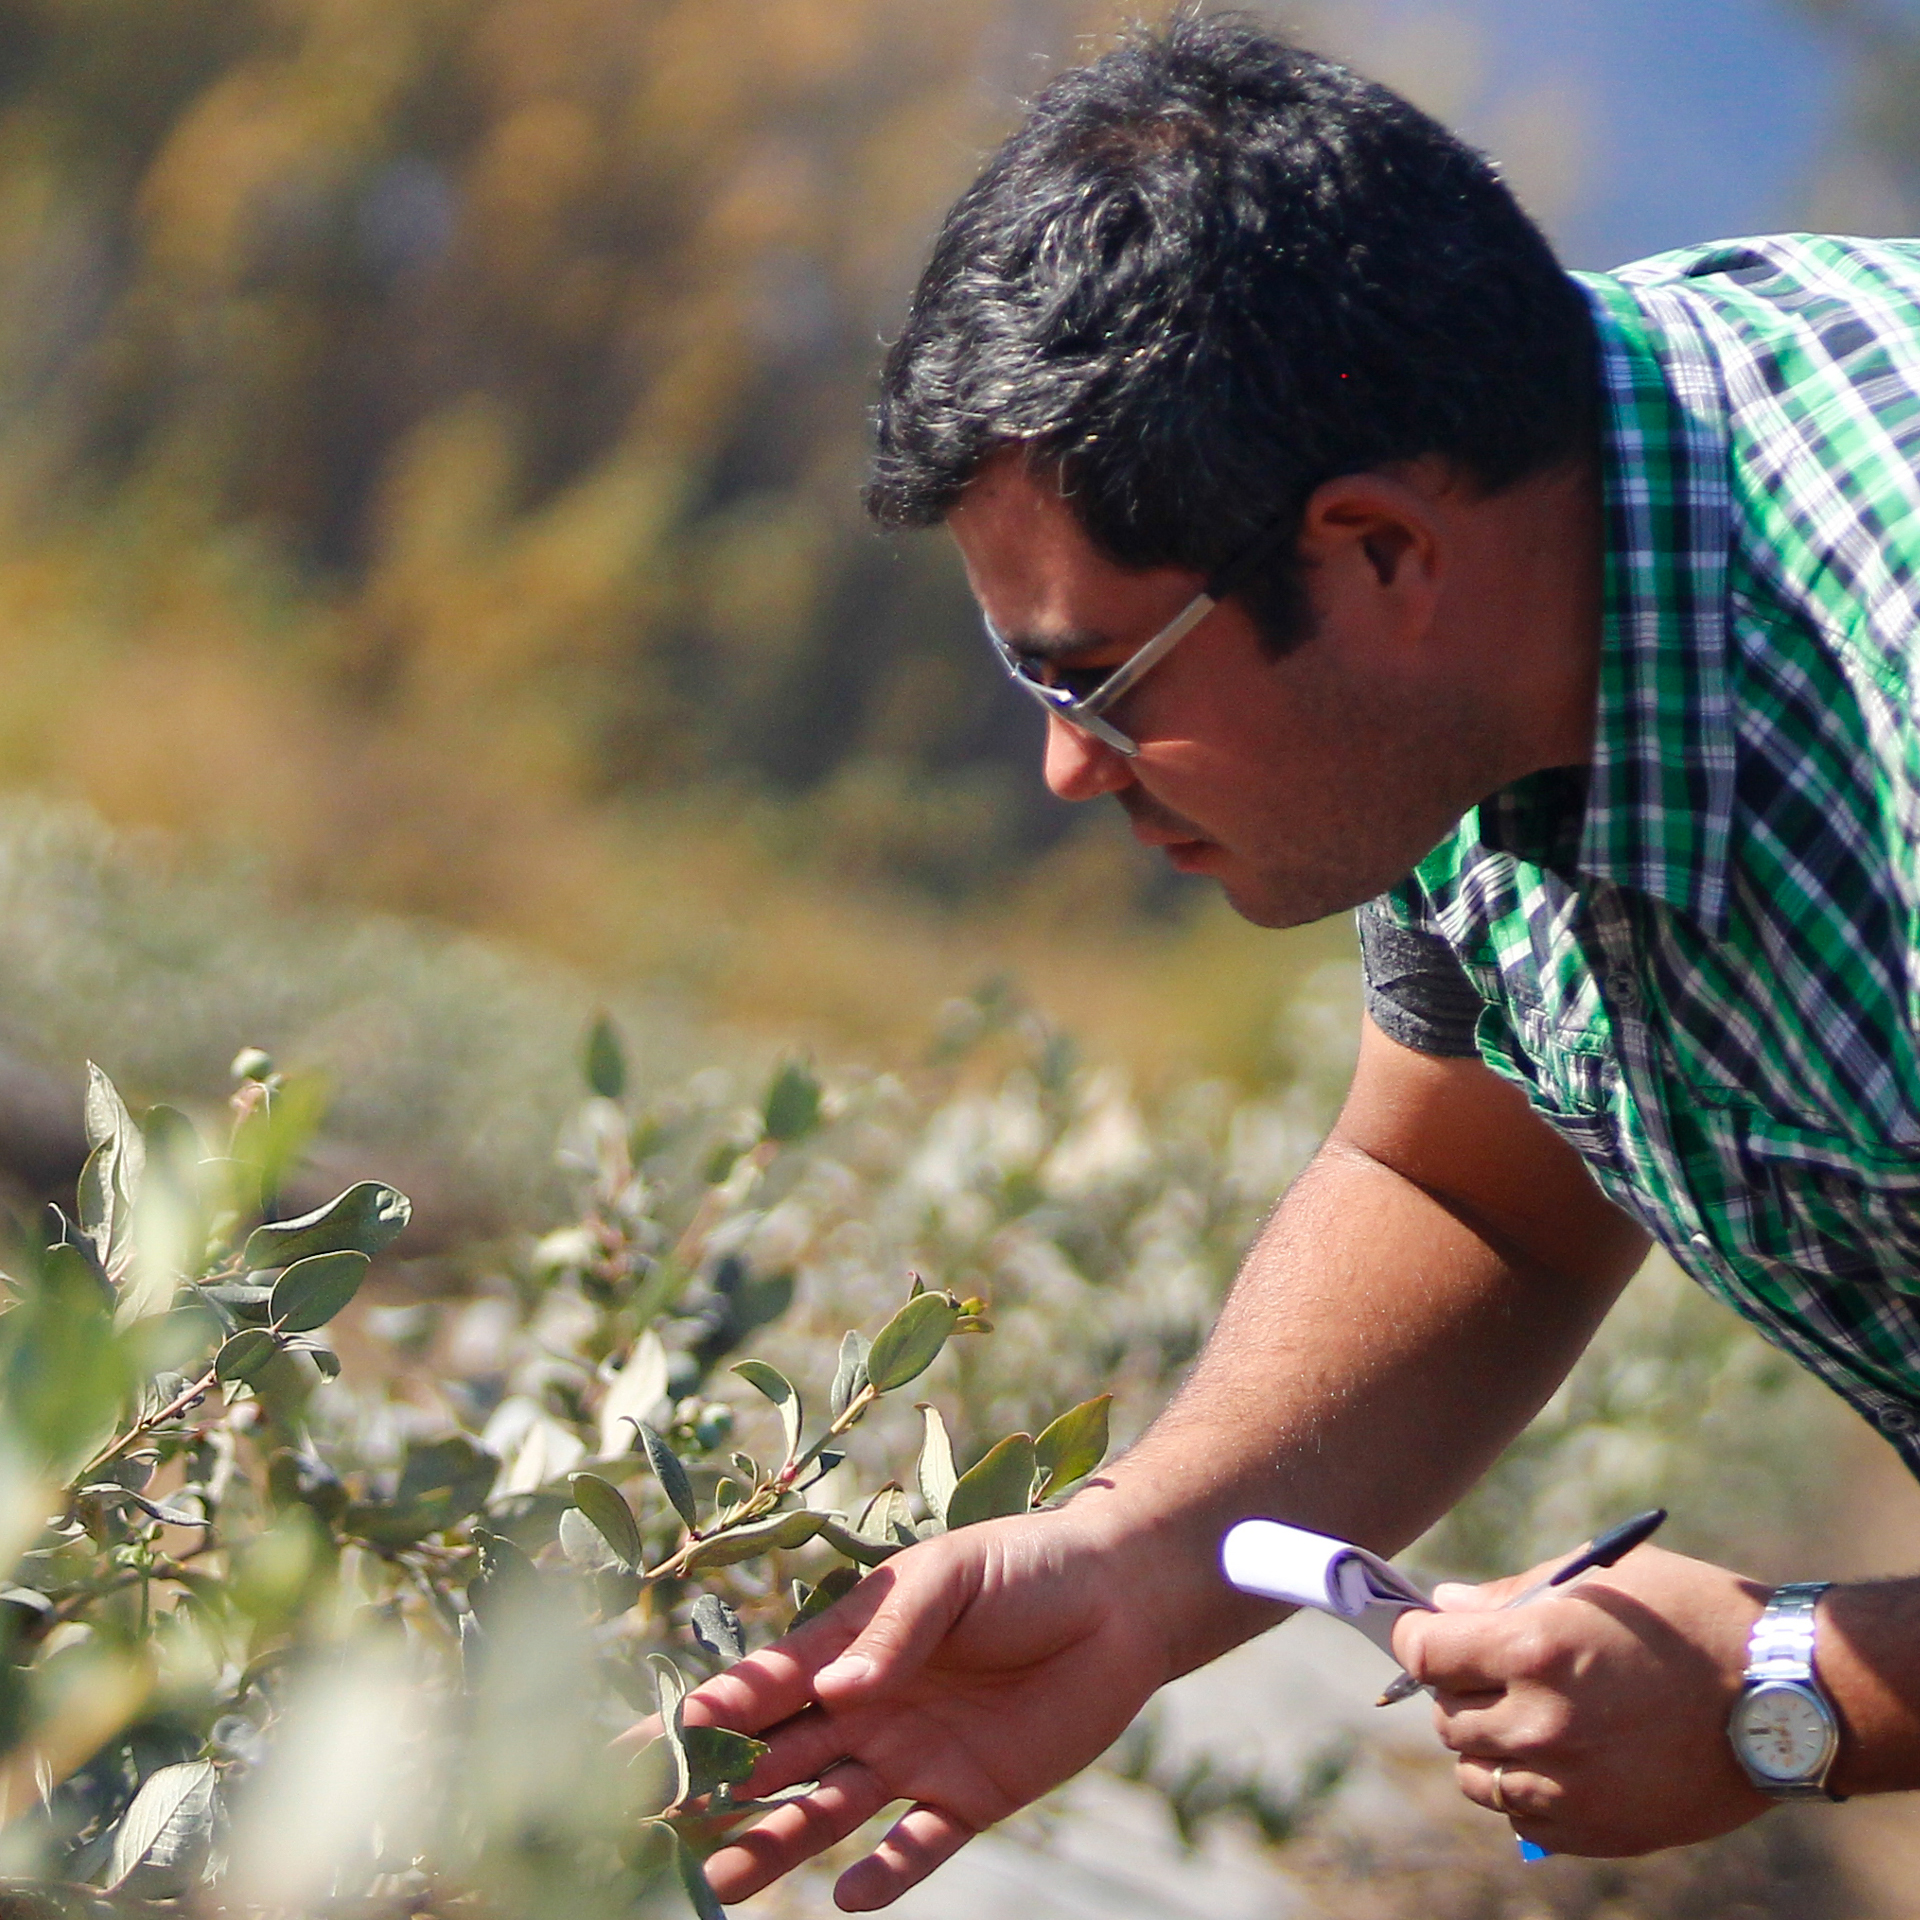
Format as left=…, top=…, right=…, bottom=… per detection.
left=0, top=1027, right=1123, bottom=1920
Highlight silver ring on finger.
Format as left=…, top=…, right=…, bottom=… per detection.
left=1490, top=1763, right=1511, bottom=1818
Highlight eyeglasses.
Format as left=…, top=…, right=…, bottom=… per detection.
left=981, top=523, right=1283, bottom=758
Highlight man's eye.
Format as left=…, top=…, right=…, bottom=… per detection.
left=1049, top=665, right=1113, bottom=701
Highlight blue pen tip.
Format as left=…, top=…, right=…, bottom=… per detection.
left=1517, top=1838, right=1551, bottom=1863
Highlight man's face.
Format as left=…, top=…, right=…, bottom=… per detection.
left=948, top=454, right=1499, bottom=928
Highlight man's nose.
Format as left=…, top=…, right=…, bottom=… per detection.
left=1042, top=714, right=1133, bottom=801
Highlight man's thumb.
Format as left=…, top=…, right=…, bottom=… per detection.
left=811, top=1552, right=971, bottom=1701
left=1430, top=1579, right=1496, bottom=1611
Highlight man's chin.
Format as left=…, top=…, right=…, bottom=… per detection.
left=1216, top=866, right=1383, bottom=931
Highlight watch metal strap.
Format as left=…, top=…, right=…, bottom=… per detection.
left=1743, top=1581, right=1830, bottom=1683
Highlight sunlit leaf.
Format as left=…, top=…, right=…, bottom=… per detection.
left=569, top=1471, right=642, bottom=1570
left=858, top=1483, right=913, bottom=1546
left=731, top=1359, right=801, bottom=1466
left=866, top=1291, right=959, bottom=1393
left=1034, top=1394, right=1113, bottom=1501
left=915, top=1404, right=957, bottom=1528
left=676, top=1508, right=823, bottom=1573
left=559, top=1505, right=623, bottom=1573
left=688, top=1592, right=744, bottom=1663
left=790, top=1563, right=862, bottom=1627
left=649, top=1654, right=691, bottom=1810
left=685, top=1724, right=766, bottom=1796
left=829, top=1330, right=869, bottom=1421
left=598, top=1331, right=669, bottom=1458
left=813, top=1517, right=904, bottom=1567
left=639, top=1423, right=699, bottom=1531
left=946, top=1432, right=1038, bottom=1529
left=242, top=1181, right=412, bottom=1268
left=102, top=1759, right=217, bottom=1896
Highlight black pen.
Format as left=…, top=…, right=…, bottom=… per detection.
left=1375, top=1507, right=1668, bottom=1707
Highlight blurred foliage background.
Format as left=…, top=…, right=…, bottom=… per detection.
left=0, top=0, right=1908, bottom=1078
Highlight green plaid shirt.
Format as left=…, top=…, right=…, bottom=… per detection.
left=1371, top=235, right=1920, bottom=1468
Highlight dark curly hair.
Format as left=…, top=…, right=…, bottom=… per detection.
left=866, top=12, right=1597, bottom=649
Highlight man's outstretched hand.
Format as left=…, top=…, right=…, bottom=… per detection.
left=659, top=1503, right=1182, bottom=1911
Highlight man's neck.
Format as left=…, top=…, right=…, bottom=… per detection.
left=1437, top=453, right=1606, bottom=785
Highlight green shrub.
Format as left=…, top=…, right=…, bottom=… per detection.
left=0, top=982, right=1847, bottom=1918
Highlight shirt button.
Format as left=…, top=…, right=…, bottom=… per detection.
left=1879, top=1405, right=1918, bottom=1435
left=1613, top=978, right=1643, bottom=1012
left=1690, top=1232, right=1712, bottom=1251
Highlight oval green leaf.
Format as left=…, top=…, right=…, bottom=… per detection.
left=858, top=1483, right=914, bottom=1547
left=812, top=1516, right=904, bottom=1567
left=684, top=1724, right=767, bottom=1796
left=214, top=1328, right=279, bottom=1385
left=558, top=1505, right=623, bottom=1573
left=269, top=1250, right=370, bottom=1333
left=945, top=1432, right=1038, bottom=1530
left=829, top=1330, right=870, bottom=1421
left=242, top=1180, right=412, bottom=1268
left=762, top=1059, right=821, bottom=1143
left=915, top=1404, right=958, bottom=1528
left=569, top=1471, right=642, bottom=1570
left=638, top=1422, right=699, bottom=1531
left=583, top=1013, right=627, bottom=1099
left=688, top=1592, right=744, bottom=1663
left=648, top=1654, right=691, bottom=1809
left=676, top=1508, right=823, bottom=1574
left=731, top=1359, right=801, bottom=1465
left=865, top=1292, right=959, bottom=1394
left=791, top=1563, right=863, bottom=1627
left=1035, top=1394, right=1113, bottom=1501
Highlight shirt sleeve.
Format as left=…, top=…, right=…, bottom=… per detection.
left=1356, top=897, right=1484, bottom=1059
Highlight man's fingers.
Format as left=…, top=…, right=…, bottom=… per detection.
left=1462, top=1755, right=1557, bottom=1828
left=676, top=1598, right=873, bottom=1735
left=814, top=1550, right=976, bottom=1702
left=673, top=1542, right=973, bottom=1738
left=1394, top=1604, right=1549, bottom=1695
left=835, top=1803, right=976, bottom=1912
left=702, top=1760, right=894, bottom=1903
left=734, top=1707, right=845, bottom=1797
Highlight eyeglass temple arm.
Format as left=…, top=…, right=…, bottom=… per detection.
left=1077, top=515, right=1287, bottom=719
left=1076, top=590, right=1216, bottom=718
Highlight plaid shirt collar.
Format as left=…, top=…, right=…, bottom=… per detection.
left=1479, top=276, right=1740, bottom=937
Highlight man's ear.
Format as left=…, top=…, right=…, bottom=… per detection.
left=1295, top=469, right=1446, bottom=637
left=1360, top=523, right=1418, bottom=586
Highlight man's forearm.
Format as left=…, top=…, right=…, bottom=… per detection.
left=1075, top=1140, right=1627, bottom=1673
left=1820, top=1579, right=1920, bottom=1794
left=1076, top=1027, right=1650, bottom=1679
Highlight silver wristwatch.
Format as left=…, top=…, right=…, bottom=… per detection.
left=1727, top=1581, right=1843, bottom=1799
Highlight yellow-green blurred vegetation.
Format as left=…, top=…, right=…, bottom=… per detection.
left=0, top=0, right=1374, bottom=1080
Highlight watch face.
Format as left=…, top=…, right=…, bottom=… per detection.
left=1734, top=1683, right=1833, bottom=1782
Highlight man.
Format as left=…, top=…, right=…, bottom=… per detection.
left=677, top=15, right=1920, bottom=1908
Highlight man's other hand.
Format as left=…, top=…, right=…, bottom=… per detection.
left=1390, top=1543, right=1774, bottom=1853
left=657, top=1503, right=1173, bottom=1912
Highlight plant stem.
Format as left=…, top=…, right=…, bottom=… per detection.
left=74, top=1363, right=220, bottom=1483
left=777, top=1383, right=877, bottom=1489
